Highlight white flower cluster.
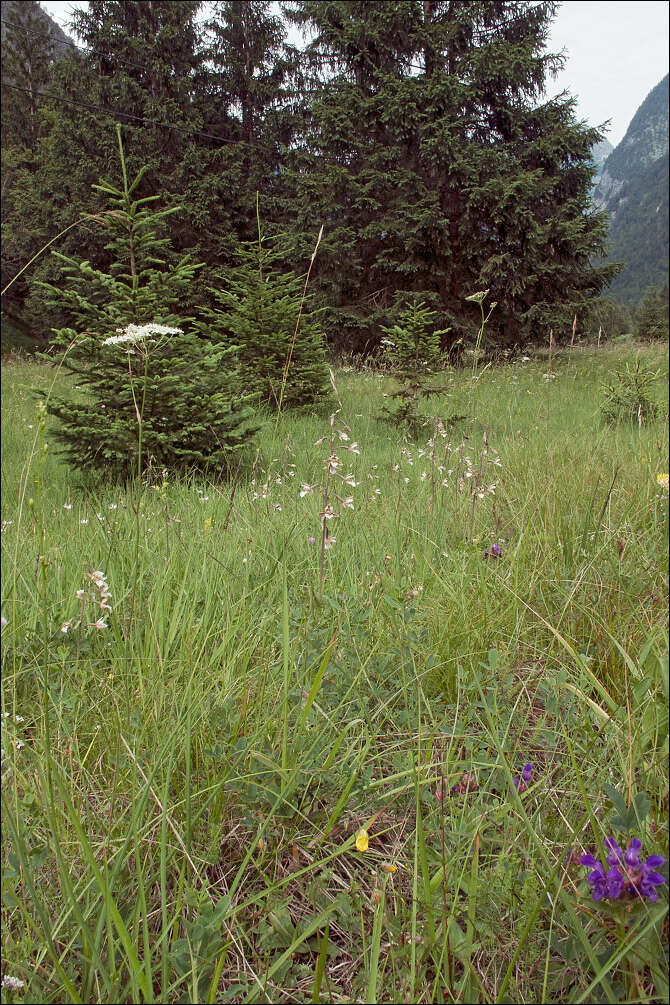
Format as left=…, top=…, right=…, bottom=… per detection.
left=311, top=413, right=361, bottom=551
left=103, top=323, right=183, bottom=348
left=62, top=569, right=112, bottom=634
left=1, top=712, right=26, bottom=761
left=251, top=451, right=297, bottom=505
left=396, top=425, right=503, bottom=502
left=1, top=975, right=25, bottom=991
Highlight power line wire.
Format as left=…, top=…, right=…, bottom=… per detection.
left=3, top=82, right=282, bottom=149
left=1, top=16, right=324, bottom=100
left=3, top=9, right=559, bottom=149
left=1, top=16, right=161, bottom=74
left=3, top=7, right=552, bottom=85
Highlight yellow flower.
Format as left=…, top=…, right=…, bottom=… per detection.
left=355, top=828, right=369, bottom=852
left=657, top=472, right=669, bottom=492
left=381, top=863, right=397, bottom=874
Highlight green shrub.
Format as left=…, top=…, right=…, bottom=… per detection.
left=40, top=126, right=260, bottom=481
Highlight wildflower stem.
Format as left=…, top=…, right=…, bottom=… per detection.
left=471, top=300, right=485, bottom=387
left=129, top=347, right=149, bottom=623
left=281, top=564, right=290, bottom=772
left=276, top=224, right=323, bottom=422
left=35, top=407, right=53, bottom=803
left=76, top=593, right=84, bottom=661
left=430, top=415, right=437, bottom=517
left=318, top=420, right=335, bottom=599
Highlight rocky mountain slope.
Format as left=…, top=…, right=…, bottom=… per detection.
left=1, top=0, right=69, bottom=50
left=594, top=75, right=669, bottom=306
left=591, top=138, right=613, bottom=184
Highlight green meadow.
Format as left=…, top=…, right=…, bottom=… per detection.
left=1, top=342, right=668, bottom=1003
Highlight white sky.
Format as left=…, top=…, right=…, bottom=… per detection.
left=39, top=0, right=670, bottom=147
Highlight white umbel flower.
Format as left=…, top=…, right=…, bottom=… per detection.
left=104, top=323, right=182, bottom=348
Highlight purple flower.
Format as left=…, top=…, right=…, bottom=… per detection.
left=623, top=838, right=642, bottom=869
left=606, top=866, right=626, bottom=899
left=308, top=536, right=316, bottom=544
left=581, top=837, right=666, bottom=903
left=512, top=762, right=532, bottom=793
left=604, top=837, right=624, bottom=867
left=638, top=857, right=666, bottom=902
left=580, top=855, right=608, bottom=901
left=484, top=542, right=502, bottom=559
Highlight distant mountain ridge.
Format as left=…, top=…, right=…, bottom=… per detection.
left=591, top=138, right=613, bottom=183
left=1, top=0, right=69, bottom=50
left=594, top=75, right=669, bottom=306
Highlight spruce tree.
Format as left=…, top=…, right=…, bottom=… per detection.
left=285, top=0, right=425, bottom=352
left=4, top=1, right=299, bottom=337
left=1, top=0, right=63, bottom=332
left=197, top=222, right=332, bottom=411
left=634, top=286, right=669, bottom=341
left=4, top=1, right=210, bottom=336
left=41, top=127, right=260, bottom=481
left=1, top=0, right=59, bottom=150
left=196, top=2, right=300, bottom=264
left=379, top=294, right=449, bottom=434
left=286, top=1, right=618, bottom=351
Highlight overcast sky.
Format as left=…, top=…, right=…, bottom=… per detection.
left=40, top=0, right=670, bottom=147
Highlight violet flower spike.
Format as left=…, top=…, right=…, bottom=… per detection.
left=623, top=838, right=642, bottom=869
left=638, top=855, right=666, bottom=902
left=606, top=866, right=626, bottom=899
left=581, top=838, right=666, bottom=903
left=604, top=836, right=624, bottom=867
left=580, top=855, right=608, bottom=901
left=512, top=762, right=532, bottom=793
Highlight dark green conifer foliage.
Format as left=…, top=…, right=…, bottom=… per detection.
left=3, top=0, right=301, bottom=338
left=583, top=298, right=632, bottom=342
left=1, top=0, right=63, bottom=333
left=380, top=294, right=449, bottom=435
left=198, top=221, right=332, bottom=411
left=41, top=127, right=260, bottom=481
left=286, top=1, right=618, bottom=351
left=4, top=1, right=208, bottom=335
left=634, top=286, right=669, bottom=342
left=284, top=0, right=425, bottom=352
left=201, top=2, right=298, bottom=258
left=1, top=0, right=58, bottom=149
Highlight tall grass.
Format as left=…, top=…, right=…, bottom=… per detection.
left=1, top=342, right=668, bottom=1003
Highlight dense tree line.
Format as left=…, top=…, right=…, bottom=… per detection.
left=2, top=0, right=624, bottom=353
